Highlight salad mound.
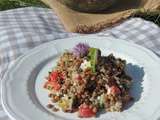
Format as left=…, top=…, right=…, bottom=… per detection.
left=44, top=43, right=133, bottom=118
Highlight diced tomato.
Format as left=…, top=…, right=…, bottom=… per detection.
left=44, top=81, right=61, bottom=91
left=49, top=71, right=59, bottom=82
left=78, top=104, right=96, bottom=118
left=110, top=85, right=121, bottom=95
left=48, top=71, right=65, bottom=82
left=76, top=75, right=82, bottom=81
left=50, top=82, right=61, bottom=91
left=44, top=71, right=62, bottom=91
left=52, top=82, right=61, bottom=91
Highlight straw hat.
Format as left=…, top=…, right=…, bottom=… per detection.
left=42, top=0, right=160, bottom=33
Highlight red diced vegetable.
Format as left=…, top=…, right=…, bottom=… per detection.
left=110, top=85, right=121, bottom=95
left=49, top=71, right=59, bottom=82
left=78, top=103, right=96, bottom=118
left=76, top=75, right=82, bottom=81
left=44, top=81, right=61, bottom=91
left=52, top=82, right=61, bottom=91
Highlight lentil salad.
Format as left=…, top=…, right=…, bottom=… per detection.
left=44, top=43, right=133, bottom=118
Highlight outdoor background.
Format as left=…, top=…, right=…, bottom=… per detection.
left=0, top=0, right=160, bottom=26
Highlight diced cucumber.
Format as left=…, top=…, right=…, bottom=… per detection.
left=88, top=48, right=100, bottom=72
left=99, top=94, right=105, bottom=108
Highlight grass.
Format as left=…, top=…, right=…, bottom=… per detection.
left=0, top=0, right=159, bottom=27
left=0, top=0, right=47, bottom=10
left=133, top=10, right=160, bottom=26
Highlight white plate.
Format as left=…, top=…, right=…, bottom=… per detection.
left=2, top=35, right=160, bottom=120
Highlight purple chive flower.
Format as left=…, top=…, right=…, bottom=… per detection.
left=73, top=43, right=90, bottom=57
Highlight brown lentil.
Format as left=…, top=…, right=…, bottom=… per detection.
left=47, top=104, right=54, bottom=109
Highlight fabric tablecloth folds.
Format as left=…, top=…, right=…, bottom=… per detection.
left=0, top=7, right=160, bottom=120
